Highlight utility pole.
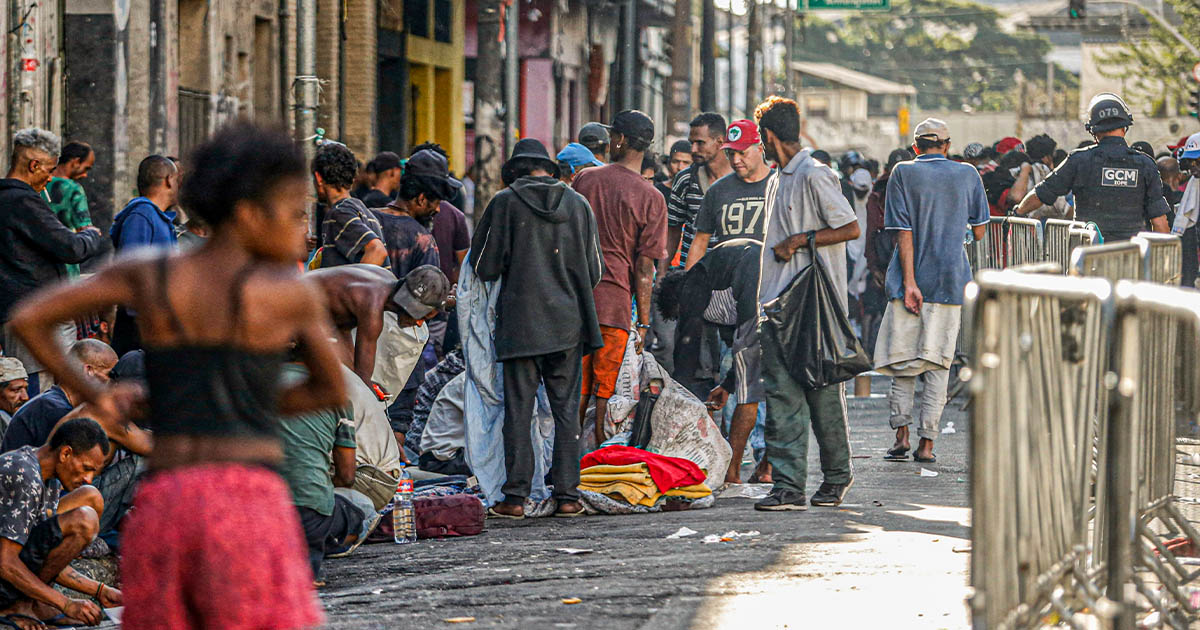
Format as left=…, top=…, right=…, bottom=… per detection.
left=746, top=0, right=760, bottom=114
left=295, top=0, right=318, bottom=234
left=783, top=0, right=795, bottom=96
left=668, top=0, right=693, bottom=136
left=700, top=0, right=716, bottom=111
left=504, top=0, right=520, bottom=156
left=621, top=0, right=636, bottom=110
left=474, top=0, right=505, bottom=218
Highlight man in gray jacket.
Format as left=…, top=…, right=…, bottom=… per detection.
left=470, top=138, right=603, bottom=519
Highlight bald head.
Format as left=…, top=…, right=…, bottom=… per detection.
left=1159, top=156, right=1182, bottom=186
left=137, top=155, right=178, bottom=195
left=68, top=340, right=118, bottom=385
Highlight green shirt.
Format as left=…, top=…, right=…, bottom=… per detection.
left=276, top=365, right=356, bottom=515
left=43, top=177, right=92, bottom=278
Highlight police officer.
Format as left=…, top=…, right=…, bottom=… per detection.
left=1016, top=92, right=1170, bottom=241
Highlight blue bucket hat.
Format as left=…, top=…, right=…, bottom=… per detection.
left=556, top=142, right=604, bottom=173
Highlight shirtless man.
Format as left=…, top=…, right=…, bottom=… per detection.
left=306, top=264, right=450, bottom=388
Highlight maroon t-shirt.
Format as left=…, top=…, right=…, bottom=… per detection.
left=431, top=201, right=471, bottom=282
left=573, top=164, right=668, bottom=331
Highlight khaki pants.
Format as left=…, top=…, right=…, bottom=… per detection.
left=353, top=464, right=401, bottom=511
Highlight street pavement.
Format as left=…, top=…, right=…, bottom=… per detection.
left=318, top=376, right=973, bottom=630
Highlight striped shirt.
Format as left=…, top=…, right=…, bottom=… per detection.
left=319, top=196, right=389, bottom=268
left=667, top=164, right=711, bottom=267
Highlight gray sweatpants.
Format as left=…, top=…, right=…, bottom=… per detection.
left=887, top=369, right=950, bottom=441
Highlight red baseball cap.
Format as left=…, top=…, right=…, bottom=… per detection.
left=995, top=136, right=1024, bottom=154
left=722, top=120, right=762, bottom=151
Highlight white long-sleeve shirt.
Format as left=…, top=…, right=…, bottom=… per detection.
left=1172, top=178, right=1199, bottom=234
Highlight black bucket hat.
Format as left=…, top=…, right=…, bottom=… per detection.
left=502, top=138, right=561, bottom=186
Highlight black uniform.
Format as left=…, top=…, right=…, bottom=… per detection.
left=1033, top=136, right=1169, bottom=242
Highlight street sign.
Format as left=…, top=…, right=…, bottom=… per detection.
left=1192, top=61, right=1200, bottom=83
left=804, top=0, right=889, bottom=10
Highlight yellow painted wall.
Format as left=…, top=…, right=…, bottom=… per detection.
left=403, top=0, right=465, bottom=174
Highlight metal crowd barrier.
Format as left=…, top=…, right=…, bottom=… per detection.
left=1136, top=232, right=1182, bottom=286
left=1044, top=219, right=1089, bottom=273
left=1103, top=282, right=1200, bottom=629
left=957, top=218, right=1044, bottom=359
left=967, top=270, right=1115, bottom=629
left=1067, top=226, right=1098, bottom=258
left=967, top=272, right=1200, bottom=629
left=1070, top=240, right=1148, bottom=284
left=1007, top=217, right=1045, bottom=267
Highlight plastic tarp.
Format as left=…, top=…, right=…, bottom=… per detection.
left=597, top=333, right=733, bottom=491
left=457, top=260, right=555, bottom=507
left=357, top=312, right=428, bottom=397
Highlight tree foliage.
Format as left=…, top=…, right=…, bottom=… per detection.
left=1095, top=0, right=1200, bottom=116
left=794, top=0, right=1076, bottom=111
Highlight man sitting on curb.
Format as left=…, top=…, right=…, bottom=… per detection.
left=277, top=361, right=379, bottom=585
left=340, top=364, right=403, bottom=511
left=50, top=350, right=153, bottom=550
left=0, top=418, right=120, bottom=629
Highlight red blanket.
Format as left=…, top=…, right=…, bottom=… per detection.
left=581, top=445, right=706, bottom=492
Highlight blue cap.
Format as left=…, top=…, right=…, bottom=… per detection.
left=1181, top=132, right=1200, bottom=160
left=557, top=143, right=604, bottom=173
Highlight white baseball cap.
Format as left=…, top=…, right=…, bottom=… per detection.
left=1181, top=132, right=1200, bottom=160
left=913, top=118, right=950, bottom=142
left=0, top=357, right=27, bottom=383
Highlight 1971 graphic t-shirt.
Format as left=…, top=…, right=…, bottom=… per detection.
left=693, top=172, right=772, bottom=244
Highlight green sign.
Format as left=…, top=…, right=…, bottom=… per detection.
left=803, top=0, right=889, bottom=10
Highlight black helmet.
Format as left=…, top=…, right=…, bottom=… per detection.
left=1085, top=92, right=1133, bottom=133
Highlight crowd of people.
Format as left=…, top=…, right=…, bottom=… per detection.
left=0, top=87, right=1192, bottom=629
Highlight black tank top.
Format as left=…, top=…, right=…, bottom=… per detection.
left=143, top=257, right=286, bottom=438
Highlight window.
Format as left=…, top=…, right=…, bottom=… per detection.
left=405, top=0, right=429, bottom=38
left=434, top=0, right=451, bottom=42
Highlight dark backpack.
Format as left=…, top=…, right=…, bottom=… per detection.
left=414, top=494, right=485, bottom=539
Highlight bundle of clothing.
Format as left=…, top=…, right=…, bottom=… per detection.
left=578, top=446, right=712, bottom=509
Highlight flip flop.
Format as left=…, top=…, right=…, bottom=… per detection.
left=884, top=446, right=910, bottom=461
left=553, top=503, right=586, bottom=518
left=0, top=616, right=23, bottom=630
left=25, top=614, right=72, bottom=628
left=486, top=506, right=525, bottom=520
left=6, top=613, right=52, bottom=629
left=914, top=453, right=937, bottom=463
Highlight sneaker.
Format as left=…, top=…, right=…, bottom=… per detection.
left=810, top=478, right=854, bottom=507
left=753, top=488, right=808, bottom=511
left=328, top=510, right=383, bottom=559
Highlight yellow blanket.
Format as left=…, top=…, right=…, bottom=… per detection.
left=578, top=464, right=712, bottom=507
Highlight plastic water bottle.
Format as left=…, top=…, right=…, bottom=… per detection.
left=392, top=468, right=416, bottom=544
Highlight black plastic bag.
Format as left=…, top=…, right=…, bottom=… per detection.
left=627, top=379, right=661, bottom=449
left=761, top=241, right=871, bottom=390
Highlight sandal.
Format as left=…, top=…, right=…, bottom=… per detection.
left=914, top=453, right=937, bottom=464
left=884, top=446, right=910, bottom=461
left=553, top=501, right=586, bottom=518
left=5, top=614, right=49, bottom=630
left=487, top=506, right=525, bottom=520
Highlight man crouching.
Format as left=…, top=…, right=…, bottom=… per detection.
left=0, top=417, right=118, bottom=629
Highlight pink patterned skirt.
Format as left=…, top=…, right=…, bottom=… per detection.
left=120, top=464, right=324, bottom=630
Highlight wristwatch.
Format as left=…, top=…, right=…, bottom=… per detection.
left=636, top=323, right=652, bottom=330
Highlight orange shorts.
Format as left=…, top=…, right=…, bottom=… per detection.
left=581, top=326, right=630, bottom=399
